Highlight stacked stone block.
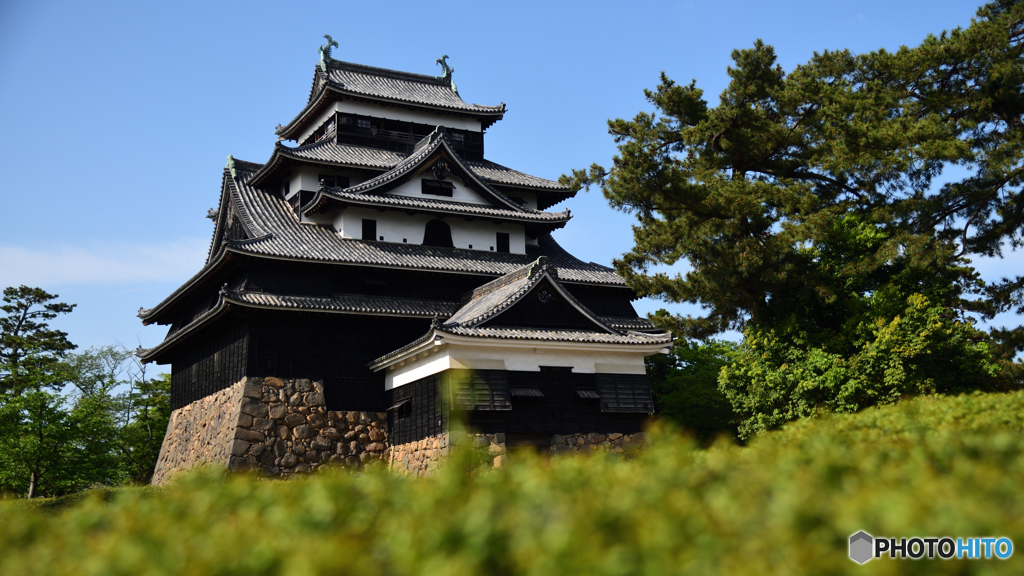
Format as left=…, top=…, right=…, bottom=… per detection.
left=550, top=432, right=648, bottom=456
left=229, top=377, right=388, bottom=476
left=151, top=379, right=245, bottom=485
left=154, top=377, right=647, bottom=485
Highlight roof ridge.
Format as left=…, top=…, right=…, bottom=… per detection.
left=328, top=59, right=451, bottom=87
left=461, top=257, right=551, bottom=303
left=314, top=132, right=546, bottom=216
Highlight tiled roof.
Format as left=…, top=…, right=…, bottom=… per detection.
left=139, top=162, right=624, bottom=325
left=278, top=137, right=570, bottom=192
left=225, top=290, right=459, bottom=318
left=306, top=129, right=534, bottom=217
left=369, top=324, right=670, bottom=370
left=278, top=61, right=505, bottom=139
left=316, top=189, right=570, bottom=223
left=302, top=133, right=569, bottom=223
left=279, top=139, right=406, bottom=169
left=442, top=257, right=622, bottom=335
left=602, top=316, right=658, bottom=331
left=325, top=60, right=505, bottom=115
left=368, top=258, right=670, bottom=369
left=443, top=326, right=671, bottom=345
left=226, top=172, right=623, bottom=285
left=463, top=159, right=570, bottom=192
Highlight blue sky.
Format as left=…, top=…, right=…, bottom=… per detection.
left=0, top=0, right=1012, bottom=364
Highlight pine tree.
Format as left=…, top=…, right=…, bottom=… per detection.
left=564, top=1, right=1024, bottom=434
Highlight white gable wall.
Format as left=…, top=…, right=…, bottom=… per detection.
left=388, top=175, right=490, bottom=206
left=383, top=341, right=652, bottom=390
left=334, top=207, right=526, bottom=253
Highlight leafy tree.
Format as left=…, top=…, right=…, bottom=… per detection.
left=647, top=339, right=738, bottom=443
left=564, top=1, right=1024, bottom=434
left=66, top=346, right=171, bottom=484
left=720, top=294, right=1005, bottom=439
left=117, top=371, right=171, bottom=484
left=0, top=388, right=118, bottom=498
left=0, top=286, right=75, bottom=394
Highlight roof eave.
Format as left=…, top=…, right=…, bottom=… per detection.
left=277, top=84, right=506, bottom=142
left=305, top=193, right=571, bottom=226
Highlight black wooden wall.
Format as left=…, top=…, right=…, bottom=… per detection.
left=385, top=373, right=448, bottom=446
left=170, top=319, right=249, bottom=409
left=383, top=368, right=651, bottom=445
left=170, top=311, right=429, bottom=411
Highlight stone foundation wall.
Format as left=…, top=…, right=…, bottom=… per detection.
left=152, top=376, right=388, bottom=484
left=152, top=379, right=246, bottom=486
left=389, top=434, right=450, bottom=477
left=388, top=431, right=647, bottom=476
left=155, top=376, right=647, bottom=484
left=229, top=377, right=388, bottom=476
left=389, top=432, right=508, bottom=476
left=550, top=432, right=648, bottom=457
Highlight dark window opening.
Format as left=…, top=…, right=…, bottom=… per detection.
left=336, top=112, right=484, bottom=160
left=393, top=399, right=412, bottom=419
left=422, top=220, right=454, bottom=248
left=361, top=279, right=386, bottom=296
left=284, top=181, right=290, bottom=197
left=319, top=174, right=350, bottom=189
left=362, top=219, right=377, bottom=241
left=422, top=180, right=455, bottom=197
left=496, top=232, right=510, bottom=253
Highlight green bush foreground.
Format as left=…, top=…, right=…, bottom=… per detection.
left=3, top=392, right=1024, bottom=575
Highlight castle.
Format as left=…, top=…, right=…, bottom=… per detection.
left=139, top=39, right=670, bottom=482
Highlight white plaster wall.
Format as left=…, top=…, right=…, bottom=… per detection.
left=386, top=350, right=452, bottom=389
left=384, top=342, right=652, bottom=390
left=504, top=192, right=537, bottom=210
left=334, top=207, right=526, bottom=253
left=389, top=175, right=489, bottom=206
left=296, top=107, right=338, bottom=143
left=288, top=167, right=322, bottom=199
left=449, top=344, right=648, bottom=375
left=336, top=100, right=483, bottom=132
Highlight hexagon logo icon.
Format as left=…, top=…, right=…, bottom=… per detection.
left=849, top=531, right=873, bottom=564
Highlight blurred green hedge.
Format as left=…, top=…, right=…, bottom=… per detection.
left=3, top=391, right=1024, bottom=575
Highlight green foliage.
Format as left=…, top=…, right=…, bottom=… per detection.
left=0, top=389, right=118, bottom=498
left=0, top=287, right=172, bottom=496
left=720, top=293, right=1008, bottom=439
left=116, top=372, right=171, bottom=484
left=647, top=339, right=738, bottom=442
left=3, top=391, right=1024, bottom=575
left=63, top=346, right=172, bottom=486
left=562, top=2, right=1024, bottom=341
left=0, top=286, right=76, bottom=394
left=564, top=1, right=1024, bottom=432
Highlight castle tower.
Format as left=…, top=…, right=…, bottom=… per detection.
left=139, top=40, right=668, bottom=483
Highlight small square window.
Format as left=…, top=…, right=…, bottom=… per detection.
left=361, top=219, right=376, bottom=241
